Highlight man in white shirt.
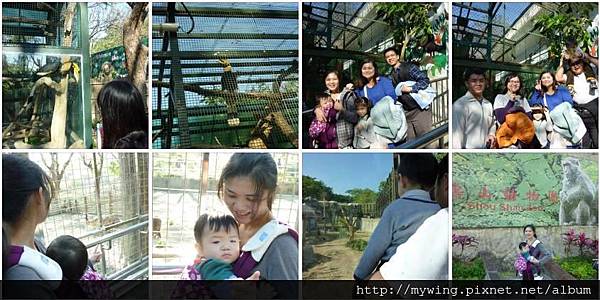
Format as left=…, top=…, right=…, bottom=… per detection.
left=452, top=69, right=496, bottom=149
left=369, top=155, right=448, bottom=280
left=556, top=53, right=598, bottom=148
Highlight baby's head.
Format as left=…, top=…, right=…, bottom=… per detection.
left=316, top=93, right=333, bottom=108
left=194, top=214, right=240, bottom=264
left=531, top=105, right=545, bottom=121
left=518, top=241, right=529, bottom=253
left=46, top=235, right=88, bottom=280
left=354, top=96, right=371, bottom=118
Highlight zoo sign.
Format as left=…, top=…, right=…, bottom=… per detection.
left=452, top=154, right=598, bottom=228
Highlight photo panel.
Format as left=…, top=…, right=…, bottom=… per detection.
left=151, top=2, right=299, bottom=149
left=302, top=152, right=448, bottom=287
left=150, top=152, right=299, bottom=296
left=2, top=152, right=149, bottom=298
left=302, top=2, right=449, bottom=149
left=452, top=2, right=599, bottom=149
left=2, top=2, right=150, bottom=149
left=452, top=153, right=598, bottom=280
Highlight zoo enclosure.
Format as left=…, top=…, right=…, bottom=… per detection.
left=452, top=2, right=599, bottom=99
left=152, top=2, right=299, bottom=149
left=29, top=153, right=149, bottom=280
left=2, top=2, right=93, bottom=148
left=152, top=152, right=299, bottom=278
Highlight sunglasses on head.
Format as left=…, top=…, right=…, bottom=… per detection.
left=571, top=60, right=584, bottom=66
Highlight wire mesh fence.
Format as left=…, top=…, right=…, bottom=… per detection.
left=152, top=152, right=299, bottom=278
left=152, top=2, right=299, bottom=149
left=24, top=152, right=149, bottom=279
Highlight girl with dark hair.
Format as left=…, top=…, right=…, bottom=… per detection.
left=530, top=71, right=573, bottom=111
left=494, top=74, right=535, bottom=148
left=530, top=71, right=587, bottom=148
left=494, top=74, right=532, bottom=124
left=521, top=224, right=551, bottom=280
left=97, top=79, right=148, bottom=149
left=313, top=70, right=358, bottom=148
left=348, top=59, right=407, bottom=147
left=352, top=59, right=396, bottom=106
left=2, top=154, right=61, bottom=297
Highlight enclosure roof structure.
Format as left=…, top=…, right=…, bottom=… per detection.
left=152, top=2, right=298, bottom=149
left=303, top=2, right=443, bottom=52
left=453, top=2, right=598, bottom=66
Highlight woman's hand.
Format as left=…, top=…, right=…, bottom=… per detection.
left=333, top=99, right=343, bottom=111
left=534, top=80, right=542, bottom=92
left=345, top=83, right=354, bottom=90
left=314, top=107, right=326, bottom=122
left=400, top=85, right=412, bottom=93
left=245, top=271, right=260, bottom=280
left=530, top=257, right=540, bottom=265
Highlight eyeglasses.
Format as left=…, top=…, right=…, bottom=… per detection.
left=571, top=60, right=584, bottom=66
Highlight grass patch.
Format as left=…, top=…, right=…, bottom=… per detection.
left=556, top=256, right=598, bottom=280
left=346, top=239, right=368, bottom=251
left=453, top=257, right=486, bottom=280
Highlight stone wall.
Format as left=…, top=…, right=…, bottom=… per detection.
left=453, top=226, right=598, bottom=272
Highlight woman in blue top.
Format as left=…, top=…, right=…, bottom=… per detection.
left=530, top=71, right=573, bottom=111
left=351, top=59, right=396, bottom=105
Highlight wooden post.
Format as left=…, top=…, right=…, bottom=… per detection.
left=84, top=196, right=88, bottom=221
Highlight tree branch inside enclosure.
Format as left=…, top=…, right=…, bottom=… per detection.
left=124, top=2, right=149, bottom=104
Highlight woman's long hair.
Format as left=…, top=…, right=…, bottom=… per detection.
left=97, top=80, right=148, bottom=149
left=355, top=59, right=379, bottom=89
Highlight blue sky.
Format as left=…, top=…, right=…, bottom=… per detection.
left=303, top=153, right=393, bottom=194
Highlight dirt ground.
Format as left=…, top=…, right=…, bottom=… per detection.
left=303, top=231, right=370, bottom=280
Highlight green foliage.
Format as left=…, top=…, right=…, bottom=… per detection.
left=533, top=3, right=596, bottom=63
left=346, top=188, right=377, bottom=204
left=556, top=256, right=598, bottom=280
left=302, top=175, right=333, bottom=201
left=346, top=239, right=368, bottom=252
left=92, top=23, right=124, bottom=54
left=375, top=3, right=433, bottom=60
left=452, top=257, right=486, bottom=280
left=107, top=160, right=121, bottom=177
left=453, top=153, right=598, bottom=228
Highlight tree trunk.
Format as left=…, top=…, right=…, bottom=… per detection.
left=119, top=153, right=142, bottom=265
left=124, top=3, right=149, bottom=107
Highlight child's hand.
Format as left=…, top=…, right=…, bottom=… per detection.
left=89, top=245, right=103, bottom=263
left=245, top=271, right=260, bottom=280
left=346, top=83, right=354, bottom=90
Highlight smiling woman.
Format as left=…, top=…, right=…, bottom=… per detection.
left=217, top=153, right=298, bottom=280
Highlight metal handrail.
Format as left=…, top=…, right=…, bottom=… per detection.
left=85, top=220, right=148, bottom=248
left=152, top=263, right=187, bottom=275
left=78, top=214, right=149, bottom=241
left=397, top=123, right=448, bottom=149
left=107, top=257, right=149, bottom=280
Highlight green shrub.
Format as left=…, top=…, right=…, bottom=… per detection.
left=453, top=257, right=486, bottom=280
left=346, top=239, right=368, bottom=251
left=556, top=256, right=598, bottom=280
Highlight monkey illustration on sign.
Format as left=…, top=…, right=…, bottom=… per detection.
left=559, top=157, right=598, bottom=225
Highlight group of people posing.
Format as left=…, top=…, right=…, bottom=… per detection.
left=308, top=47, right=437, bottom=149
left=453, top=51, right=598, bottom=149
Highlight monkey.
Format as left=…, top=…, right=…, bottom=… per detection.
left=559, top=157, right=598, bottom=225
